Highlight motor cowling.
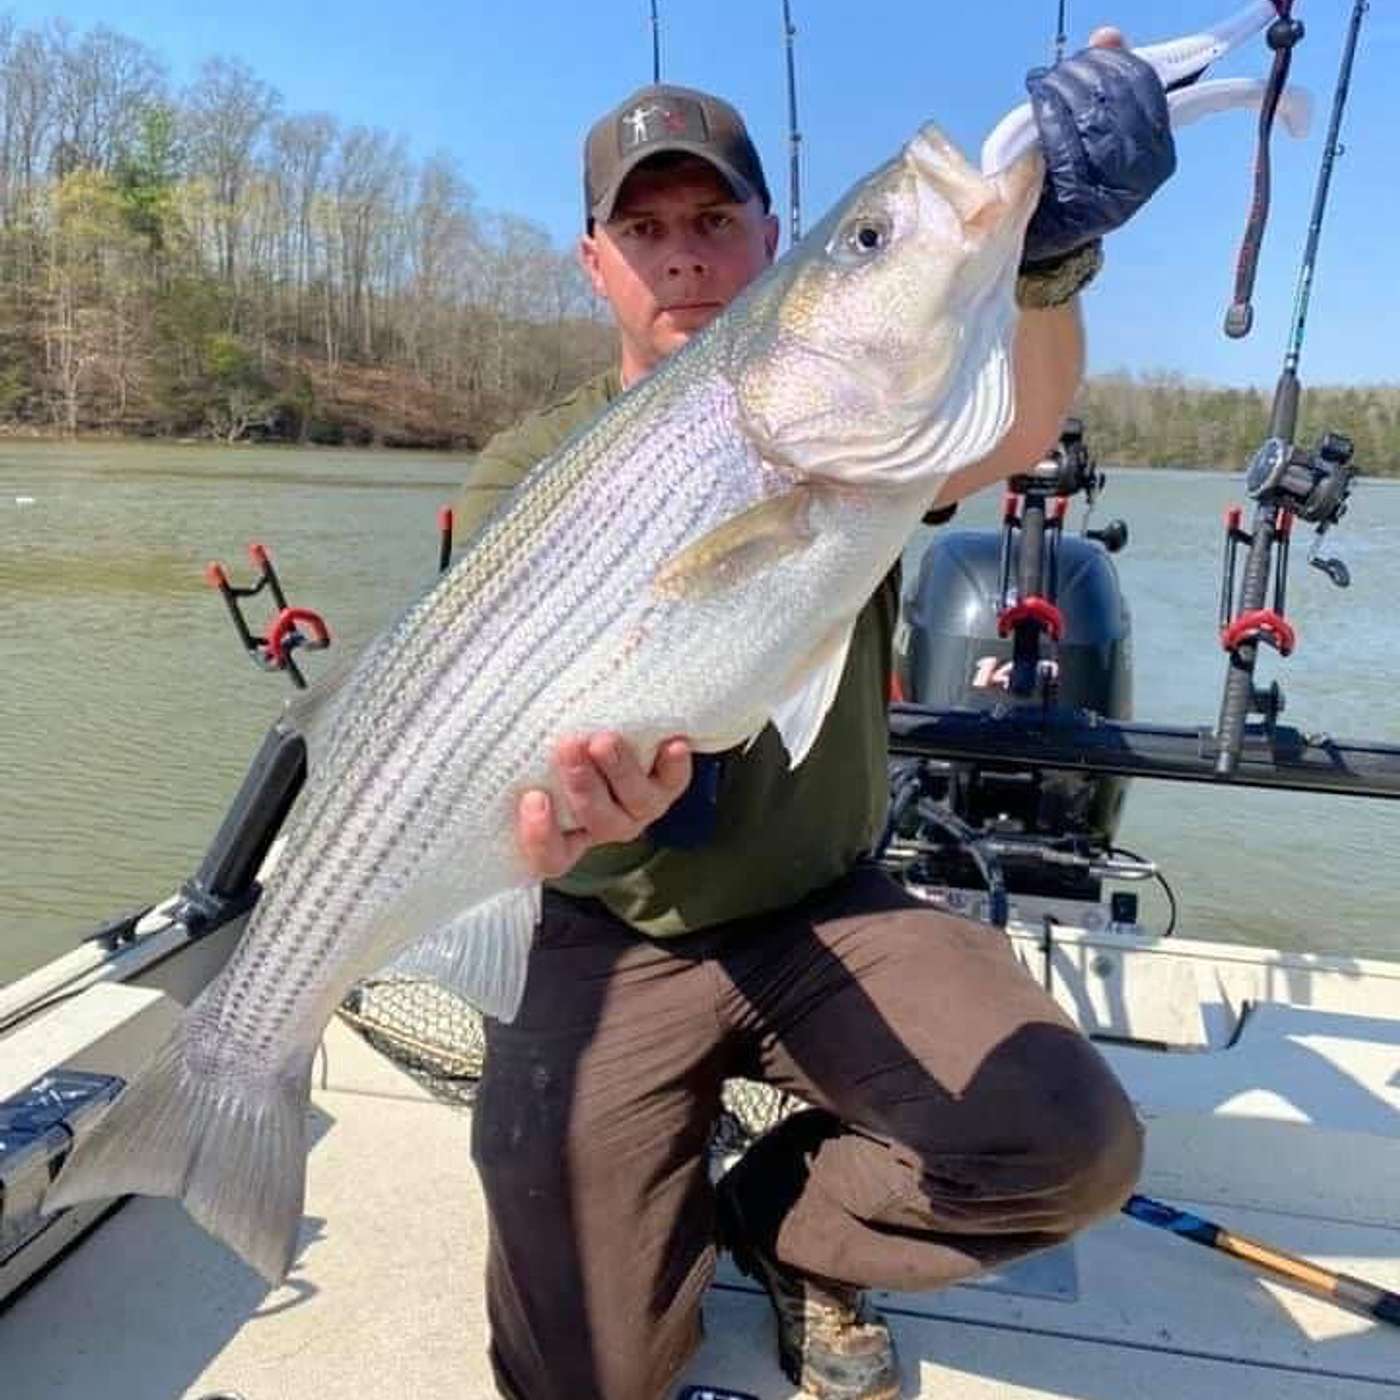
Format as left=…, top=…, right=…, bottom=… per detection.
left=893, top=526, right=1133, bottom=847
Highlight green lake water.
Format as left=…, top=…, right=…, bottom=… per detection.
left=2, top=440, right=1398, bottom=985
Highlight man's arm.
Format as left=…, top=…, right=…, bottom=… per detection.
left=932, top=299, right=1084, bottom=507
left=934, top=25, right=1174, bottom=508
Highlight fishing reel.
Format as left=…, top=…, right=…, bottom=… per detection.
left=1008, top=418, right=1126, bottom=555
left=1009, top=417, right=1102, bottom=501
left=1244, top=429, right=1356, bottom=586
left=1245, top=429, right=1354, bottom=522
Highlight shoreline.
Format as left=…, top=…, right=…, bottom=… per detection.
left=3, top=431, right=1399, bottom=482
left=0, top=428, right=466, bottom=458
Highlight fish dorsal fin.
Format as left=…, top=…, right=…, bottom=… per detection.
left=769, top=621, right=856, bottom=769
left=654, top=487, right=815, bottom=600
left=385, top=884, right=541, bottom=1023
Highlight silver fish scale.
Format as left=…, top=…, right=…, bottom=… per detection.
left=193, top=358, right=784, bottom=1066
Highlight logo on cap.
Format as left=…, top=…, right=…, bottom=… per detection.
left=619, top=96, right=707, bottom=153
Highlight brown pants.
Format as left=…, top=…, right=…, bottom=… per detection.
left=471, top=865, right=1142, bottom=1400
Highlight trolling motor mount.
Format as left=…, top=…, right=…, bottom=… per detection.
left=996, top=418, right=1129, bottom=701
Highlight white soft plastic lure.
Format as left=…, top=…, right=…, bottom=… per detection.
left=981, top=0, right=1311, bottom=174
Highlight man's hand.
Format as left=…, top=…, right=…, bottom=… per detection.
left=939, top=29, right=1162, bottom=504
left=1022, top=26, right=1176, bottom=264
left=518, top=734, right=693, bottom=879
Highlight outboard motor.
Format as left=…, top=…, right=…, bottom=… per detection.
left=888, top=420, right=1137, bottom=904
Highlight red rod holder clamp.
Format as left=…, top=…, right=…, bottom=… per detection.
left=997, top=596, right=1065, bottom=641
left=266, top=607, right=332, bottom=667
left=1221, top=608, right=1297, bottom=657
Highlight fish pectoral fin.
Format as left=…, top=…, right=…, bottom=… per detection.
left=387, top=885, right=541, bottom=1023
left=653, top=488, right=815, bottom=600
left=769, top=621, right=857, bottom=769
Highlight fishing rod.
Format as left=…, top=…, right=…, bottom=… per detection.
left=780, top=0, right=802, bottom=246
left=1124, top=1195, right=1400, bottom=1328
left=1053, top=0, right=1068, bottom=63
left=649, top=0, right=661, bottom=83
left=1214, top=0, right=1368, bottom=778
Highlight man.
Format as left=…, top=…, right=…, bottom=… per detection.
left=462, top=40, right=1172, bottom=1400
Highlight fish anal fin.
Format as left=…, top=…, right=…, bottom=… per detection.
left=770, top=621, right=857, bottom=769
left=654, top=488, right=815, bottom=601
left=386, top=885, right=540, bottom=1023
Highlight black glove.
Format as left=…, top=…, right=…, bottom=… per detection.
left=1022, top=45, right=1177, bottom=266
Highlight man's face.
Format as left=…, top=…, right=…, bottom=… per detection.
left=579, top=155, right=780, bottom=384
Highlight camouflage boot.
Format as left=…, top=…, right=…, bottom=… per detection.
left=715, top=1173, right=900, bottom=1400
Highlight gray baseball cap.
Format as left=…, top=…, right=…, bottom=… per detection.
left=584, top=83, right=771, bottom=227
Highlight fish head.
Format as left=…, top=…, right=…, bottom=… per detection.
left=725, top=125, right=1043, bottom=487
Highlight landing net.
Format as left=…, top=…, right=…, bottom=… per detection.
left=337, top=976, right=802, bottom=1144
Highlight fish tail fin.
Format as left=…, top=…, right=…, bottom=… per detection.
left=44, top=1030, right=310, bottom=1285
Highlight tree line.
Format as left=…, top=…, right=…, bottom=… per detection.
left=1077, top=375, right=1400, bottom=477
left=1, top=17, right=1395, bottom=464
left=0, top=16, right=612, bottom=447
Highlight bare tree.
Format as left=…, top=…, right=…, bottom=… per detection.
left=404, top=151, right=476, bottom=379
left=48, top=23, right=165, bottom=177
left=184, top=56, right=280, bottom=288
left=330, top=124, right=406, bottom=360
left=1, top=25, right=55, bottom=220
left=271, top=112, right=336, bottom=343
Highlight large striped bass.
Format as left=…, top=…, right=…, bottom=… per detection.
left=45, top=49, right=1293, bottom=1284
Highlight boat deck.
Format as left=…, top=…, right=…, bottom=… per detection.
left=4, top=969, right=1399, bottom=1400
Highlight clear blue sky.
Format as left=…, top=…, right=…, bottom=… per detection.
left=12, top=1, right=1398, bottom=387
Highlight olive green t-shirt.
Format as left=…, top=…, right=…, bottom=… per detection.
left=459, top=369, right=897, bottom=937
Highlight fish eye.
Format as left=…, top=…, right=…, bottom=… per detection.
left=831, top=213, right=893, bottom=264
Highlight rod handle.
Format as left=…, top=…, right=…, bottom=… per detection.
left=1219, top=1225, right=1400, bottom=1327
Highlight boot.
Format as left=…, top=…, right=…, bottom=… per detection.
left=714, top=1171, right=900, bottom=1400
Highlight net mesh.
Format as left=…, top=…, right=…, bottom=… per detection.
left=336, top=976, right=804, bottom=1145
